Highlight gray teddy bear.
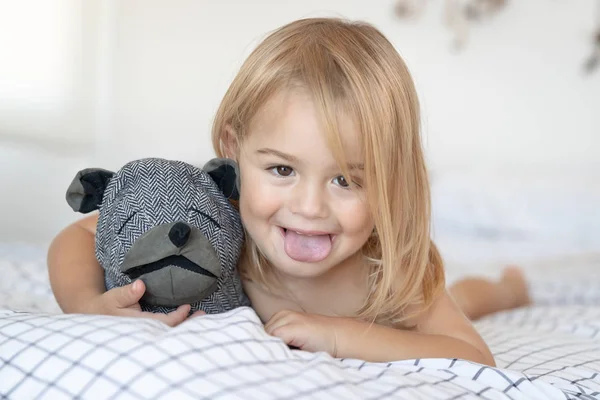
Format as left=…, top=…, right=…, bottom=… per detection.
left=65, top=157, right=250, bottom=314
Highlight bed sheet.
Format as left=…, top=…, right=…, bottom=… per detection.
left=1, top=241, right=599, bottom=399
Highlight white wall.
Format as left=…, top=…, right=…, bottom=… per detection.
left=98, top=0, right=600, bottom=172
left=0, top=143, right=91, bottom=244
left=1, top=0, right=599, bottom=245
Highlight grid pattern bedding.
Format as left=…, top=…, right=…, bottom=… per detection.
left=1, top=243, right=599, bottom=399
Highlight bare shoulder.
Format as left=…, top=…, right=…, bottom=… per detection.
left=411, top=289, right=472, bottom=333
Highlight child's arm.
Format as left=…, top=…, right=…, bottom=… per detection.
left=47, top=215, right=191, bottom=326
left=265, top=290, right=495, bottom=366
left=48, top=214, right=105, bottom=312
left=337, top=290, right=496, bottom=366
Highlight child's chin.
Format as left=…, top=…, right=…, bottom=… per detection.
left=274, top=256, right=335, bottom=279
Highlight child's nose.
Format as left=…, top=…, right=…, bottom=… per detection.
left=289, top=182, right=328, bottom=219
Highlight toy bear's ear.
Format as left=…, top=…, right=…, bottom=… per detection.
left=65, top=168, right=115, bottom=213
left=203, top=158, right=240, bottom=201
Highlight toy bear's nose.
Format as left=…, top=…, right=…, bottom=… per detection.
left=169, top=222, right=191, bottom=248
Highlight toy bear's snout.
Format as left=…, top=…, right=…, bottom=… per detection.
left=119, top=221, right=222, bottom=307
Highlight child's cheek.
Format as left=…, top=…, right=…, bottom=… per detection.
left=340, top=199, right=374, bottom=237
left=239, top=170, right=280, bottom=221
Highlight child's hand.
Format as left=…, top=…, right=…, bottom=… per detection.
left=265, top=310, right=346, bottom=357
left=84, top=279, right=191, bottom=327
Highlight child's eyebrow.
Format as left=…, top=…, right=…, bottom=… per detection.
left=347, top=163, right=364, bottom=171
left=256, top=148, right=298, bottom=162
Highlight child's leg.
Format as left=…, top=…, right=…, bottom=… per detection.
left=449, top=266, right=531, bottom=321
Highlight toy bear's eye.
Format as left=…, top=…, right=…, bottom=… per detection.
left=117, top=212, right=137, bottom=234
left=189, top=208, right=221, bottom=229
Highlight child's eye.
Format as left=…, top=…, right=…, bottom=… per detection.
left=333, top=175, right=349, bottom=188
left=333, top=175, right=362, bottom=189
left=269, top=165, right=294, bottom=177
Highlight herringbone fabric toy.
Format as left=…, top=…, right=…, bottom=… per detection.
left=66, top=157, right=249, bottom=314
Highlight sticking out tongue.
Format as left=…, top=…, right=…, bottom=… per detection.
left=283, top=229, right=332, bottom=262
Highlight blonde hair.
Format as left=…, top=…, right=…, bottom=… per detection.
left=211, top=17, right=445, bottom=326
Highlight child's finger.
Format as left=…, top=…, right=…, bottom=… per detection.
left=265, top=316, right=293, bottom=335
left=271, top=324, right=304, bottom=349
left=264, top=317, right=280, bottom=334
left=113, top=280, right=145, bottom=308
left=190, top=310, right=206, bottom=318
left=139, top=304, right=191, bottom=327
left=164, top=304, right=192, bottom=326
left=265, top=310, right=298, bottom=334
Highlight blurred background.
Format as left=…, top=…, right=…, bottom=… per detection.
left=0, top=0, right=599, bottom=267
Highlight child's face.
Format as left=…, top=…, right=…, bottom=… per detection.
left=234, top=88, right=375, bottom=280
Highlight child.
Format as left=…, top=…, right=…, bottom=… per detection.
left=48, top=17, right=530, bottom=367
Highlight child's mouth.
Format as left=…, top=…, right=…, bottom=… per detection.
left=279, top=227, right=334, bottom=263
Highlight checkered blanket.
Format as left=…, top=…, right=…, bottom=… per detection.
left=1, top=243, right=600, bottom=399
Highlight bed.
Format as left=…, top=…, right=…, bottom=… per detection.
left=1, top=239, right=599, bottom=400
left=1, top=162, right=599, bottom=399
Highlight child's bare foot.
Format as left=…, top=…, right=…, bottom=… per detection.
left=500, top=266, right=532, bottom=309
left=450, top=266, right=533, bottom=320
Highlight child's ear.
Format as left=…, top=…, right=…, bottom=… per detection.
left=66, top=168, right=115, bottom=213
left=203, top=158, right=240, bottom=201
left=221, top=124, right=239, bottom=161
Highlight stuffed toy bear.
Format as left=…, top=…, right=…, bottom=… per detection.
left=65, top=157, right=250, bottom=314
